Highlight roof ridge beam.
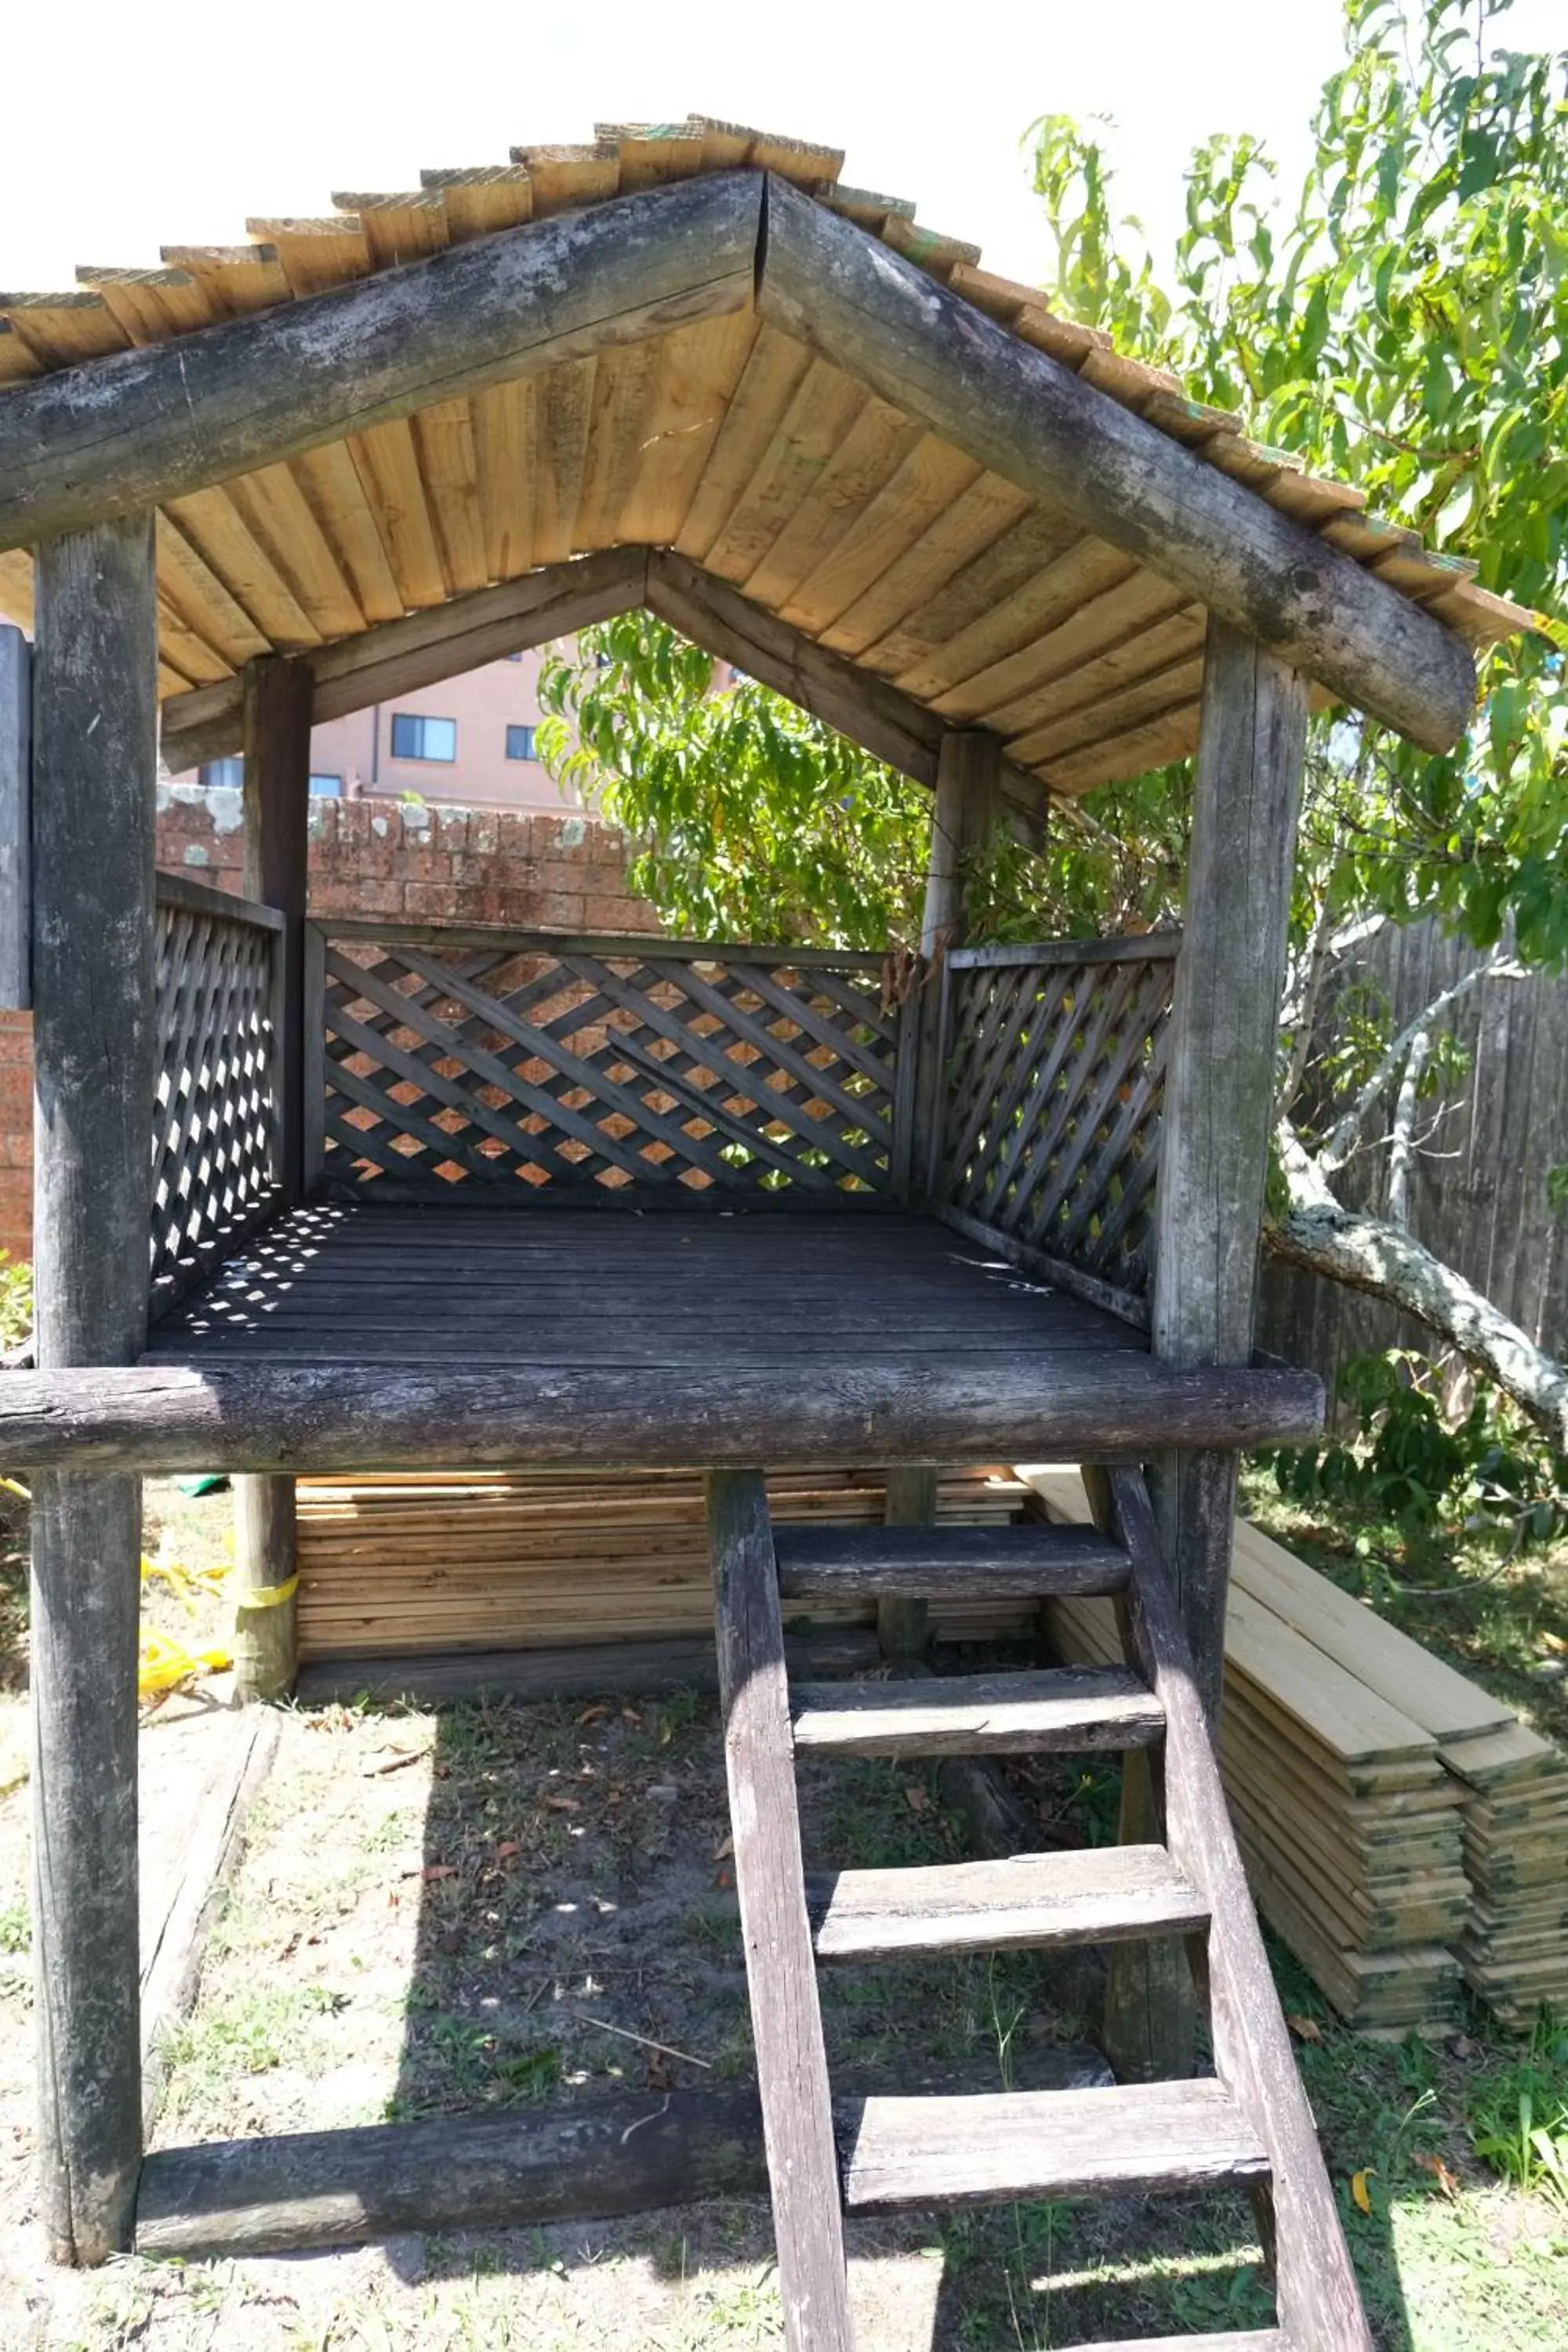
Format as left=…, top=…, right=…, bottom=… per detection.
left=755, top=174, right=1474, bottom=751
left=0, top=175, right=763, bottom=556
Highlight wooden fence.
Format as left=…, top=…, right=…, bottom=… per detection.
left=307, top=924, right=912, bottom=1199
left=151, top=872, right=282, bottom=1307
left=1261, top=918, right=1568, bottom=1410
left=929, top=935, right=1179, bottom=1317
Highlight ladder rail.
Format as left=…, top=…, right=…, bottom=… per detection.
left=707, top=1469, right=855, bottom=2352
left=1102, top=1465, right=1373, bottom=2352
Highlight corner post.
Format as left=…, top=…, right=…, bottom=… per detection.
left=890, top=730, right=1000, bottom=1660
left=31, top=513, right=158, bottom=2263
left=0, top=623, right=30, bottom=1007
left=233, top=655, right=313, bottom=1700
left=1102, top=615, right=1308, bottom=2084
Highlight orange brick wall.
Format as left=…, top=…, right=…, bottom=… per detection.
left=0, top=791, right=654, bottom=1263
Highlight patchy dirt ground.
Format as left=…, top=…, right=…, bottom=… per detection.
left=1, top=1483, right=1565, bottom=2349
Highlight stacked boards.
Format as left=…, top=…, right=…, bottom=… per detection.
left=295, top=1466, right=1029, bottom=1661
left=1024, top=1469, right=1566, bottom=2034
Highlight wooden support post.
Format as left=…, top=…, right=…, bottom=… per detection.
left=0, top=623, right=30, bottom=1007
left=233, top=655, right=312, bottom=1700
left=30, top=513, right=158, bottom=2263
left=913, top=730, right=1000, bottom=1199
left=1102, top=616, right=1308, bottom=2085
left=878, top=1465, right=939, bottom=1658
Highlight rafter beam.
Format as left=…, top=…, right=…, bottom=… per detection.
left=0, top=176, right=761, bottom=553
left=756, top=176, right=1475, bottom=752
left=160, top=548, right=650, bottom=771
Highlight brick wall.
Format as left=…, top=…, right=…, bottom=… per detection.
left=0, top=788, right=654, bottom=1262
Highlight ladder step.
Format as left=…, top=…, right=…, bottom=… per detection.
left=775, top=1520, right=1130, bottom=1600
left=808, top=1843, right=1208, bottom=1960
left=840, top=2078, right=1270, bottom=2212
left=791, top=1666, right=1163, bottom=1757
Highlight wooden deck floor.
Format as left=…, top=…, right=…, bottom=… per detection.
left=144, top=1200, right=1147, bottom=1369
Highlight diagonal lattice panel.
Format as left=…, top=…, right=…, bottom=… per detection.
left=151, top=894, right=279, bottom=1297
left=935, top=942, right=1178, bottom=1298
left=318, top=932, right=904, bottom=1196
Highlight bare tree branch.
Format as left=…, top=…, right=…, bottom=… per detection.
left=1319, top=950, right=1525, bottom=1173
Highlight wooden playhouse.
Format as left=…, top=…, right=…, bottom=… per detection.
left=0, top=117, right=1532, bottom=2350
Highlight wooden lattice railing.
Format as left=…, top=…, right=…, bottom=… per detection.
left=308, top=924, right=911, bottom=1199
left=931, top=935, right=1179, bottom=1313
left=152, top=872, right=282, bottom=1302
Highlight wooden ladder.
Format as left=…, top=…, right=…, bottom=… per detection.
left=707, top=1465, right=1373, bottom=2352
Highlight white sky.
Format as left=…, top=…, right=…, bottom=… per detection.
left=5, top=0, right=1563, bottom=291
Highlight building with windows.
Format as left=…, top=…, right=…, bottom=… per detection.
left=180, top=643, right=581, bottom=812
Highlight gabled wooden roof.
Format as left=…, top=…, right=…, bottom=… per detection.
left=0, top=118, right=1536, bottom=799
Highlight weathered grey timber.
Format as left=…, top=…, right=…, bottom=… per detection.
left=296, top=1628, right=879, bottom=1708
left=807, top=1843, right=1208, bottom=1960
left=0, top=176, right=762, bottom=552
left=708, top=1470, right=854, bottom=2352
left=840, top=2078, right=1269, bottom=2211
left=789, top=1664, right=1165, bottom=1757
left=0, top=1354, right=1324, bottom=1474
left=1152, top=621, right=1309, bottom=1721
left=774, top=1519, right=1129, bottom=1598
left=757, top=175, right=1475, bottom=751
left=135, top=2045, right=1112, bottom=2261
left=231, top=1474, right=297, bottom=1702
left=0, top=623, right=29, bottom=1007
left=877, top=1463, right=938, bottom=1658
left=1106, top=1468, right=1374, bottom=2352
left=161, top=548, right=651, bottom=771
left=920, top=730, right=1001, bottom=958
left=30, top=514, right=158, bottom=2265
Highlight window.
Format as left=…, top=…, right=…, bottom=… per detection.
left=390, top=713, right=456, bottom=762
left=198, top=757, right=245, bottom=789
left=309, top=773, right=343, bottom=798
left=505, top=724, right=538, bottom=762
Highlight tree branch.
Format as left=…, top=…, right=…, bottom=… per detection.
left=1319, top=949, right=1524, bottom=1173
left=1269, top=1123, right=1568, bottom=1448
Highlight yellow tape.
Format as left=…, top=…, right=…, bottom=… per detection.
left=235, top=1573, right=299, bottom=1611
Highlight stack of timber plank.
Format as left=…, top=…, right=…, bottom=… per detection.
left=296, top=1467, right=1029, bottom=1661
left=1022, top=1468, right=1568, bottom=2034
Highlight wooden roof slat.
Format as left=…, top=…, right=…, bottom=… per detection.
left=822, top=185, right=920, bottom=235
left=576, top=341, right=666, bottom=550
left=74, top=264, right=216, bottom=343
left=332, top=191, right=448, bottom=270
left=290, top=444, right=405, bottom=625
left=226, top=462, right=368, bottom=638
left=954, top=570, right=1194, bottom=733
left=779, top=436, right=982, bottom=637
left=0, top=318, right=42, bottom=384
left=473, top=380, right=538, bottom=580
left=154, top=590, right=232, bottom=686
left=896, top=539, right=1139, bottom=708
left=615, top=311, right=763, bottom=548
left=510, top=143, right=620, bottom=217
left=1004, top=608, right=1207, bottom=761
left=347, top=422, right=450, bottom=607
left=742, top=396, right=926, bottom=613
left=1422, top=576, right=1539, bottom=648
left=245, top=216, right=372, bottom=296
left=702, top=358, right=869, bottom=586
left=596, top=123, right=709, bottom=193
left=687, top=118, right=844, bottom=188
left=862, top=506, right=1089, bottom=684
left=0, top=549, right=34, bottom=630
left=419, top=165, right=535, bottom=243
left=820, top=470, right=1035, bottom=659
left=0, top=289, right=131, bottom=367
left=1045, top=700, right=1203, bottom=795
left=675, top=326, right=815, bottom=564
left=162, top=485, right=325, bottom=651
left=160, top=243, right=293, bottom=318
left=155, top=513, right=272, bottom=671
left=879, top=215, right=982, bottom=276
left=530, top=356, right=598, bottom=565
left=411, top=400, right=490, bottom=595
left=1011, top=650, right=1207, bottom=766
